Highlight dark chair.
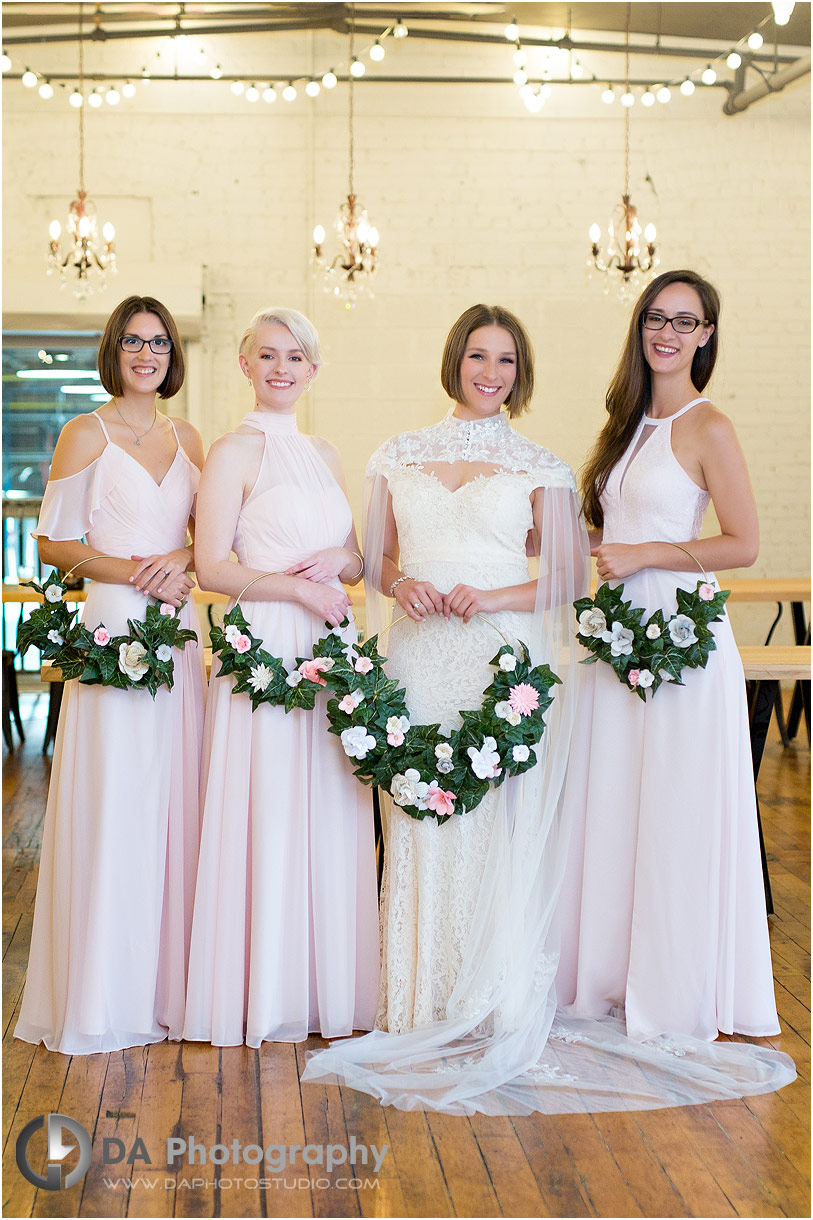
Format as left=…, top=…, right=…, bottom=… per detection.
left=2, top=651, right=25, bottom=750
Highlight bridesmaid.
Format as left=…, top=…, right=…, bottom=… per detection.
left=181, top=306, right=378, bottom=1046
left=15, top=295, right=205, bottom=1054
left=557, top=269, right=780, bottom=1043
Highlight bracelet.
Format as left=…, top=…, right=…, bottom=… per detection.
left=389, top=575, right=411, bottom=598
left=347, top=551, right=364, bottom=581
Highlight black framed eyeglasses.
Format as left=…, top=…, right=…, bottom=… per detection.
left=119, top=335, right=173, bottom=354
left=642, top=311, right=708, bottom=334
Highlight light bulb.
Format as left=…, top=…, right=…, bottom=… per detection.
left=772, top=2, right=795, bottom=25
left=519, top=82, right=533, bottom=99
left=656, top=85, right=671, bottom=103
left=22, top=69, right=37, bottom=87
left=313, top=224, right=325, bottom=245
left=209, top=64, right=223, bottom=79
left=350, top=58, right=365, bottom=77
left=570, top=60, right=584, bottom=79
left=245, top=84, right=259, bottom=101
left=393, top=19, right=408, bottom=38
left=747, top=30, right=764, bottom=50
left=122, top=81, right=136, bottom=97
left=1, top=53, right=11, bottom=72
left=621, top=90, right=634, bottom=106
left=525, top=92, right=544, bottom=112
left=701, top=64, right=717, bottom=85
left=644, top=223, right=656, bottom=243
left=513, top=46, right=527, bottom=68
left=601, top=87, right=615, bottom=104
left=78, top=216, right=91, bottom=237
left=504, top=20, right=518, bottom=41
left=513, top=68, right=527, bottom=86
left=49, top=220, right=62, bottom=241
left=102, top=222, right=115, bottom=242
left=141, top=69, right=150, bottom=84
left=589, top=224, right=601, bottom=243
left=88, top=90, right=103, bottom=107
left=357, top=218, right=370, bottom=243
left=69, top=89, right=83, bottom=107
left=641, top=89, right=655, bottom=106
left=282, top=83, right=297, bottom=101
left=322, top=69, right=337, bottom=88
left=679, top=77, right=695, bottom=95
left=106, top=87, right=120, bottom=104
left=727, top=51, right=742, bottom=69
left=38, top=80, right=54, bottom=99
left=231, top=80, right=244, bottom=95
left=262, top=86, right=276, bottom=102
left=368, top=227, right=379, bottom=247
left=305, top=79, right=320, bottom=96
left=370, top=41, right=385, bottom=62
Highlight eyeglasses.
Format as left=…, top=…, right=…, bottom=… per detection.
left=119, top=335, right=173, bottom=354
left=642, top=311, right=708, bottom=334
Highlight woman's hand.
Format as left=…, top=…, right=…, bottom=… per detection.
left=130, top=549, right=194, bottom=601
left=394, top=578, right=444, bottom=623
left=443, top=585, right=503, bottom=623
left=594, top=543, right=649, bottom=582
left=294, top=578, right=352, bottom=628
left=285, top=548, right=351, bottom=584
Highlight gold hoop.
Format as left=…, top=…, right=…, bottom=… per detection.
left=63, top=553, right=117, bottom=582
left=236, top=571, right=278, bottom=606
left=666, top=543, right=709, bottom=579
left=378, top=611, right=511, bottom=648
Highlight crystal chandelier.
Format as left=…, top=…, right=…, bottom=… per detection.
left=46, top=4, right=116, bottom=300
left=312, top=8, right=379, bottom=304
left=587, top=5, right=658, bottom=301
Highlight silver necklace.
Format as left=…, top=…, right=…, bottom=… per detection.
left=113, top=399, right=158, bottom=446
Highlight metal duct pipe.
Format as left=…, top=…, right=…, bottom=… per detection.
left=723, top=54, right=811, bottom=114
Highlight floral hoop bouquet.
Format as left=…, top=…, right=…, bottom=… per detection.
left=211, top=593, right=561, bottom=823
left=574, top=568, right=730, bottom=701
left=17, top=563, right=197, bottom=698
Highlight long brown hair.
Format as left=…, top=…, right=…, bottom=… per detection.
left=98, top=295, right=185, bottom=399
left=580, top=269, right=721, bottom=528
left=440, top=304, right=534, bottom=417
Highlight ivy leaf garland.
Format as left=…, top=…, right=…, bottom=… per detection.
left=211, top=607, right=561, bottom=825
left=574, top=579, right=730, bottom=700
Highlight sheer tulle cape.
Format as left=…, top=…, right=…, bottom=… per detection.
left=301, top=412, right=795, bottom=1115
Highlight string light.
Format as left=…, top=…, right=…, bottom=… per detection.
left=727, top=51, right=742, bottom=69
left=679, top=77, right=695, bottom=95
left=370, top=40, right=385, bottom=62
left=350, top=57, right=365, bottom=77
left=209, top=64, right=223, bottom=79
left=393, top=18, right=408, bottom=39
left=38, top=80, right=54, bottom=99
left=263, top=85, right=277, bottom=102
left=245, top=83, right=259, bottom=101
left=282, top=82, right=297, bottom=100
left=641, top=89, right=655, bottom=106
left=305, top=79, right=320, bottom=96
left=771, top=2, right=795, bottom=25
left=22, top=68, right=37, bottom=87
left=601, top=86, right=615, bottom=104
left=504, top=18, right=519, bottom=41
left=69, top=88, right=83, bottom=107
left=88, top=90, right=102, bottom=107
left=122, top=81, right=136, bottom=97
left=2, top=52, right=12, bottom=72
left=230, top=80, right=244, bottom=95
left=656, top=85, right=671, bottom=103
left=322, top=69, right=337, bottom=88
left=747, top=30, right=764, bottom=50
left=621, top=89, right=635, bottom=106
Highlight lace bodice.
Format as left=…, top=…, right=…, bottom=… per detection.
left=601, top=398, right=711, bottom=547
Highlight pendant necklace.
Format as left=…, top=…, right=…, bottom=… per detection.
left=113, top=398, right=158, bottom=447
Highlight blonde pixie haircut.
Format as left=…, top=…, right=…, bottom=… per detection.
left=239, top=307, right=323, bottom=366
left=440, top=304, right=534, bottom=417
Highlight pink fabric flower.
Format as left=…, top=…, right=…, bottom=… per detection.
left=298, top=658, right=330, bottom=685
left=426, top=782, right=457, bottom=817
left=338, top=694, right=359, bottom=714
left=387, top=730, right=405, bottom=747
left=507, top=683, right=540, bottom=717
left=628, top=669, right=641, bottom=687
left=234, top=634, right=252, bottom=654
left=698, top=583, right=715, bottom=601
left=159, top=602, right=176, bottom=616
left=355, top=656, right=374, bottom=674
left=93, top=627, right=110, bottom=647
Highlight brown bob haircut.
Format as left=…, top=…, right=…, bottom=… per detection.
left=97, top=295, right=185, bottom=399
left=440, top=304, right=534, bottom=417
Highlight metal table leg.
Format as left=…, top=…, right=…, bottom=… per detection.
left=747, top=676, right=777, bottom=915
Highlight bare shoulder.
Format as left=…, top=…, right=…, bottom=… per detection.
left=49, top=412, right=106, bottom=479
left=205, top=429, right=261, bottom=465
left=169, top=416, right=205, bottom=467
left=309, top=434, right=343, bottom=472
left=691, top=401, right=741, bottom=446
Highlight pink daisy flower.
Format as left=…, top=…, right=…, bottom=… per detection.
left=508, top=683, right=540, bottom=717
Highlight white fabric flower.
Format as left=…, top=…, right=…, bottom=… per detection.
left=498, top=652, right=518, bottom=672
left=659, top=667, right=676, bottom=682
left=467, top=736, right=502, bottom=780
left=248, top=662, right=274, bottom=692
left=637, top=669, right=655, bottom=688
left=45, top=584, right=63, bottom=603
left=434, top=741, right=453, bottom=760
left=47, top=628, right=64, bottom=645
left=668, top=614, right=698, bottom=649
left=319, top=657, right=335, bottom=671
left=512, top=744, right=530, bottom=762
left=118, top=641, right=149, bottom=681
left=645, top=622, right=661, bottom=640
left=285, top=671, right=303, bottom=687
left=159, top=602, right=176, bottom=617
left=354, top=656, right=374, bottom=674
left=601, top=620, right=635, bottom=657
left=386, top=715, right=410, bottom=735
left=577, top=607, right=607, bottom=638
left=224, top=623, right=241, bottom=644
left=436, top=758, right=454, bottom=775
left=494, top=700, right=522, bottom=726
left=155, top=643, right=172, bottom=663
left=390, top=767, right=429, bottom=808
left=341, top=724, right=377, bottom=760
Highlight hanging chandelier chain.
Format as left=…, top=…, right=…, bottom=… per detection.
left=78, top=3, right=85, bottom=191
left=348, top=4, right=355, bottom=196
left=623, top=2, right=630, bottom=196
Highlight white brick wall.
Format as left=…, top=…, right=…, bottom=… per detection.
left=3, top=31, right=809, bottom=642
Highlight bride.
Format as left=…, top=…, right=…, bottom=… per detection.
left=302, top=304, right=794, bottom=1115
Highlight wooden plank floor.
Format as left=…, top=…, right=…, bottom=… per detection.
left=3, top=691, right=810, bottom=1218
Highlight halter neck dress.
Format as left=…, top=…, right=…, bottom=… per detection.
left=15, top=411, right=206, bottom=1054
left=181, top=411, right=379, bottom=1046
left=557, top=398, right=780, bottom=1042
